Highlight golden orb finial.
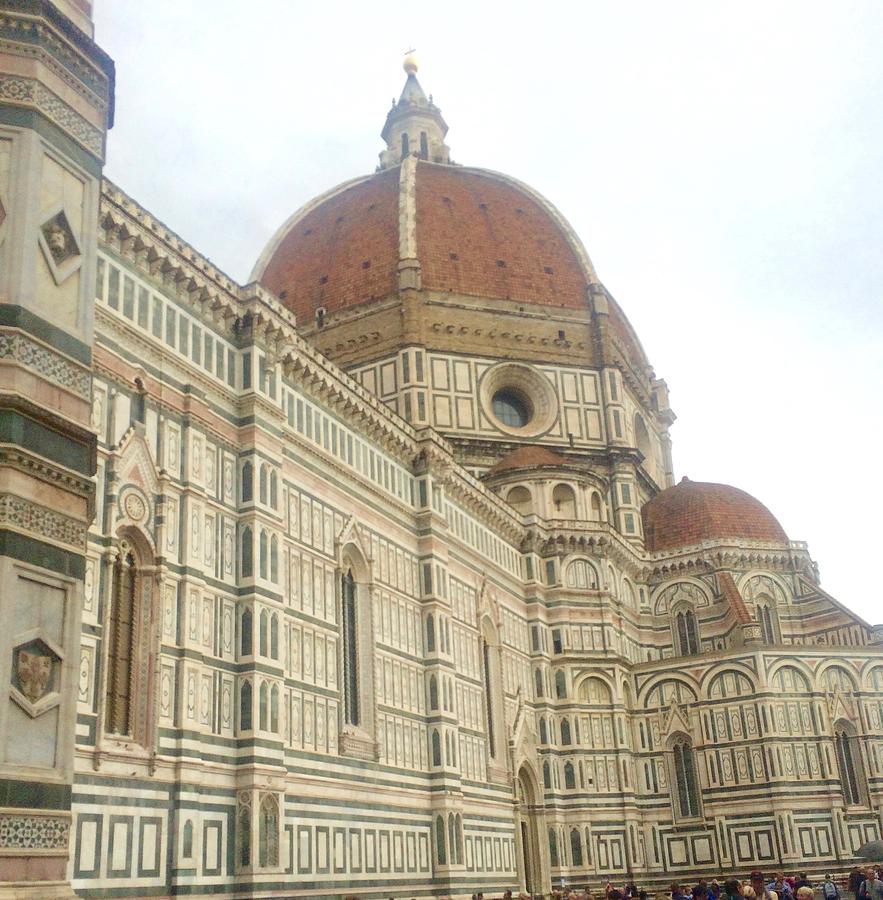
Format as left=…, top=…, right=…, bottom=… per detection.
left=403, top=50, right=418, bottom=76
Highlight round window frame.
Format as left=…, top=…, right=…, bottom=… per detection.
left=479, top=363, right=558, bottom=437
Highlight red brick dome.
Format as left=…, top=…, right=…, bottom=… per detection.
left=642, top=478, right=788, bottom=552
left=254, top=161, right=594, bottom=320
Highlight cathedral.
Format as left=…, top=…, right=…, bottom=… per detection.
left=0, top=5, right=879, bottom=899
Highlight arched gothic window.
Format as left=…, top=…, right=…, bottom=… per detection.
left=671, top=737, right=701, bottom=817
left=543, top=761, right=551, bottom=789
left=259, top=609, right=269, bottom=657
left=674, top=608, right=700, bottom=656
left=270, top=685, right=279, bottom=733
left=259, top=681, right=269, bottom=730
left=555, top=669, right=567, bottom=699
left=269, top=470, right=278, bottom=508
left=448, top=815, right=457, bottom=865
left=534, top=668, right=544, bottom=698
left=342, top=569, right=359, bottom=726
left=241, top=526, right=253, bottom=578
left=401, top=132, right=410, bottom=160
left=435, top=814, right=446, bottom=865
left=429, top=675, right=439, bottom=710
left=258, top=794, right=279, bottom=868
left=570, top=828, right=583, bottom=866
left=426, top=614, right=436, bottom=651
left=431, top=729, right=442, bottom=767
left=241, top=461, right=253, bottom=502
left=270, top=535, right=279, bottom=582
left=182, top=819, right=194, bottom=858
left=237, top=801, right=251, bottom=868
left=564, top=761, right=576, bottom=790
left=419, top=131, right=429, bottom=159
left=482, top=638, right=496, bottom=758
left=241, top=608, right=253, bottom=656
left=834, top=725, right=864, bottom=806
left=259, top=530, right=268, bottom=580
left=757, top=601, right=778, bottom=644
left=539, top=716, right=548, bottom=744
left=240, top=679, right=252, bottom=731
left=270, top=614, right=279, bottom=659
left=548, top=828, right=559, bottom=867
left=561, top=718, right=572, bottom=745
left=105, top=547, right=138, bottom=736
left=259, top=464, right=268, bottom=504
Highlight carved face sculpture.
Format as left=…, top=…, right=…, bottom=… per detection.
left=46, top=223, right=68, bottom=259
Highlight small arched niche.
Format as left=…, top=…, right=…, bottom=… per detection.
left=506, top=485, right=533, bottom=516
left=551, top=483, right=576, bottom=518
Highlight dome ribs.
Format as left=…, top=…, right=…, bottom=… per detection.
left=415, top=164, right=587, bottom=307
left=261, top=168, right=400, bottom=320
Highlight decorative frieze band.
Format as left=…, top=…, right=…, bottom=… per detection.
left=0, top=811, right=69, bottom=851
left=0, top=492, right=87, bottom=549
left=0, top=330, right=91, bottom=398
left=0, top=74, right=103, bottom=157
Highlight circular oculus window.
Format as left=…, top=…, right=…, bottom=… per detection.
left=481, top=363, right=558, bottom=437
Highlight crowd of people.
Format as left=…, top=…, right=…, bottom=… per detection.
left=452, top=868, right=883, bottom=900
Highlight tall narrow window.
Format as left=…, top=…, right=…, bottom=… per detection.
left=758, top=604, right=777, bottom=644
left=672, top=738, right=701, bottom=817
left=426, top=614, right=435, bottom=651
left=106, top=549, right=137, bottom=736
left=555, top=670, right=567, bottom=699
left=564, top=761, right=576, bottom=790
left=435, top=815, right=446, bottom=865
left=270, top=535, right=279, bottom=583
left=241, top=527, right=253, bottom=578
left=259, top=609, right=269, bottom=657
left=570, top=828, right=583, bottom=866
left=561, top=718, right=572, bottom=745
left=419, top=131, right=429, bottom=159
left=448, top=815, right=457, bottom=865
left=431, top=729, right=442, bottom=766
left=548, top=828, right=559, bottom=867
left=342, top=570, right=360, bottom=726
left=834, top=728, right=862, bottom=805
left=482, top=638, right=496, bottom=758
left=240, top=679, right=252, bottom=731
left=259, top=465, right=268, bottom=504
left=675, top=609, right=700, bottom=656
left=429, top=675, right=439, bottom=711
left=259, top=530, right=268, bottom=579
left=259, top=794, right=279, bottom=867
left=237, top=803, right=251, bottom=868
left=259, top=681, right=269, bottom=730
left=401, top=132, right=410, bottom=160
left=241, top=461, right=253, bottom=502
left=241, top=608, right=253, bottom=656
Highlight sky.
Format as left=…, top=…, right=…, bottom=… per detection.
left=94, top=1, right=883, bottom=624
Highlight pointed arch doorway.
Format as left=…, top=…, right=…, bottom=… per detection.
left=515, top=765, right=542, bottom=895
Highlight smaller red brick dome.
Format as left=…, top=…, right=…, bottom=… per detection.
left=642, top=478, right=788, bottom=552
left=486, top=445, right=570, bottom=476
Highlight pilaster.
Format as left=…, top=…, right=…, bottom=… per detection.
left=0, top=2, right=112, bottom=895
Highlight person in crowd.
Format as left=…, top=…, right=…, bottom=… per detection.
left=862, top=869, right=883, bottom=900
left=794, top=873, right=812, bottom=891
left=851, top=868, right=865, bottom=897
left=743, top=887, right=757, bottom=900
left=821, top=873, right=841, bottom=900
left=722, top=877, right=744, bottom=900
left=749, top=869, right=775, bottom=900
left=768, top=873, right=793, bottom=900
left=710, top=880, right=722, bottom=900
left=795, top=888, right=814, bottom=900
left=671, top=882, right=688, bottom=900
left=693, top=883, right=709, bottom=900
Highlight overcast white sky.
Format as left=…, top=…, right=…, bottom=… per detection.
left=95, top=2, right=883, bottom=624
